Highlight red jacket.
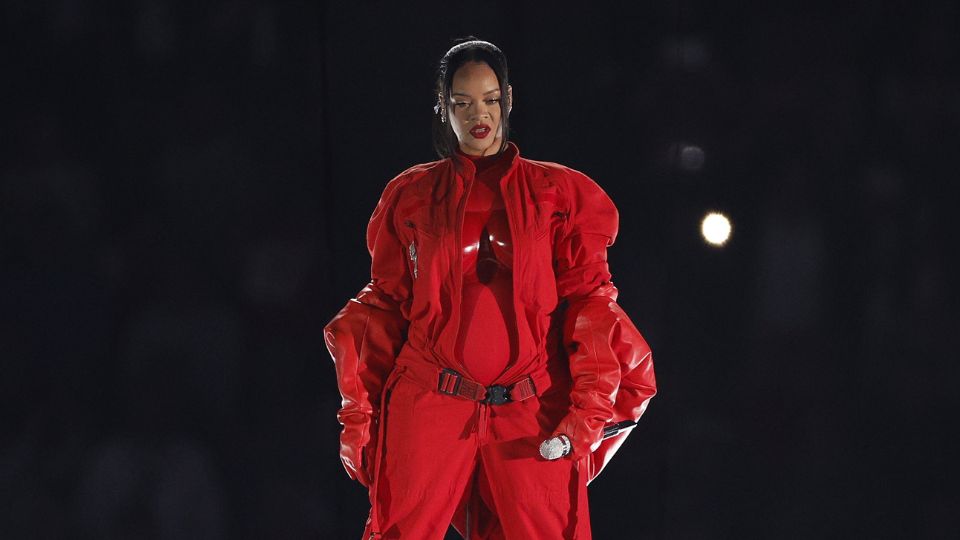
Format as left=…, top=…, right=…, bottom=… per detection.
left=325, top=141, right=656, bottom=485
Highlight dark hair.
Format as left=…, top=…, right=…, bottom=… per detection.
left=432, top=36, right=511, bottom=159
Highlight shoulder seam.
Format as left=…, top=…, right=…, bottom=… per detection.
left=520, top=158, right=593, bottom=180
left=397, top=158, right=447, bottom=178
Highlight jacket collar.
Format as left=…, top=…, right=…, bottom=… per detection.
left=450, top=141, right=521, bottom=178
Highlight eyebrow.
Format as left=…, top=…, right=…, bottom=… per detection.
left=451, top=89, right=501, bottom=97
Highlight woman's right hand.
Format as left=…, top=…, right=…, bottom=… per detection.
left=362, top=440, right=378, bottom=487
left=340, top=423, right=374, bottom=487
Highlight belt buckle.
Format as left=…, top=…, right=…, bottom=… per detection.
left=438, top=368, right=463, bottom=396
left=485, top=385, right=510, bottom=405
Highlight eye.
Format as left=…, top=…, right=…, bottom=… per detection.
left=485, top=98, right=501, bottom=105
left=454, top=102, right=469, bottom=109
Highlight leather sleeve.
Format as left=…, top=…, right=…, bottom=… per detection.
left=324, top=175, right=411, bottom=486
left=580, top=298, right=656, bottom=484
left=551, top=171, right=656, bottom=475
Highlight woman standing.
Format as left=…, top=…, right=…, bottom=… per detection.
left=325, top=37, right=656, bottom=539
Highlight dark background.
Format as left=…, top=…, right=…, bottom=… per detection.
left=3, top=1, right=958, bottom=538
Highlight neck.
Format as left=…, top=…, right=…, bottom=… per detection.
left=457, top=144, right=501, bottom=158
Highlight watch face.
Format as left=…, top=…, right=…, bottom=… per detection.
left=540, top=438, right=565, bottom=460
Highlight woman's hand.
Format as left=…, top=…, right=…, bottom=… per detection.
left=339, top=422, right=373, bottom=487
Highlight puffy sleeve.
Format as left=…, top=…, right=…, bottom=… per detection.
left=323, top=174, right=412, bottom=485
left=551, top=170, right=657, bottom=481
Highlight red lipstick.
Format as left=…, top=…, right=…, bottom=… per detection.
left=469, top=124, right=491, bottom=139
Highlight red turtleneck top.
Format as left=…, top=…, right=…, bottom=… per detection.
left=454, top=147, right=517, bottom=385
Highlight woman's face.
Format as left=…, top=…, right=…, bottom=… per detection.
left=446, top=61, right=512, bottom=157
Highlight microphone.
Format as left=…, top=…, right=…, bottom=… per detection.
left=601, top=420, right=638, bottom=439
left=539, top=434, right=571, bottom=460
left=539, top=420, right=638, bottom=460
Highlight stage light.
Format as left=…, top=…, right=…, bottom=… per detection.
left=662, top=36, right=710, bottom=71
left=679, top=144, right=705, bottom=171
left=701, top=212, right=731, bottom=246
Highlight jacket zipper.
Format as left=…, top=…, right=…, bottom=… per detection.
left=448, top=172, right=473, bottom=375
left=403, top=219, right=420, bottom=280
left=408, top=239, right=418, bottom=280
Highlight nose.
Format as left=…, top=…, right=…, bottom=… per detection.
left=470, top=101, right=491, bottom=121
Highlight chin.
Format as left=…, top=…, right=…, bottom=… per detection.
left=475, top=141, right=500, bottom=155
left=458, top=143, right=482, bottom=156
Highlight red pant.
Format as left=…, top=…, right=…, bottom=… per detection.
left=363, top=363, right=592, bottom=539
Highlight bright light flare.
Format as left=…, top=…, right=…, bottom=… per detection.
left=701, top=212, right=732, bottom=246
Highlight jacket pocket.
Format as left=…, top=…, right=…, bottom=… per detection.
left=531, top=181, right=565, bottom=241
left=407, top=238, right=419, bottom=280
left=402, top=219, right=438, bottom=281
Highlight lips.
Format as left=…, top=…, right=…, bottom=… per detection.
left=469, top=124, right=491, bottom=139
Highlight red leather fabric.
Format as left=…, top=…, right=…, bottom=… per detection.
left=551, top=283, right=657, bottom=481
left=455, top=148, right=516, bottom=386
left=324, top=141, right=656, bottom=537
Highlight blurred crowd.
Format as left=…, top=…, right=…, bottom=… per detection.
left=2, top=1, right=956, bottom=538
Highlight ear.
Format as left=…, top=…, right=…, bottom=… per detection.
left=507, top=85, right=513, bottom=114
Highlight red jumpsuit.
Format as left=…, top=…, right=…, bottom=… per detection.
left=325, top=142, right=656, bottom=539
